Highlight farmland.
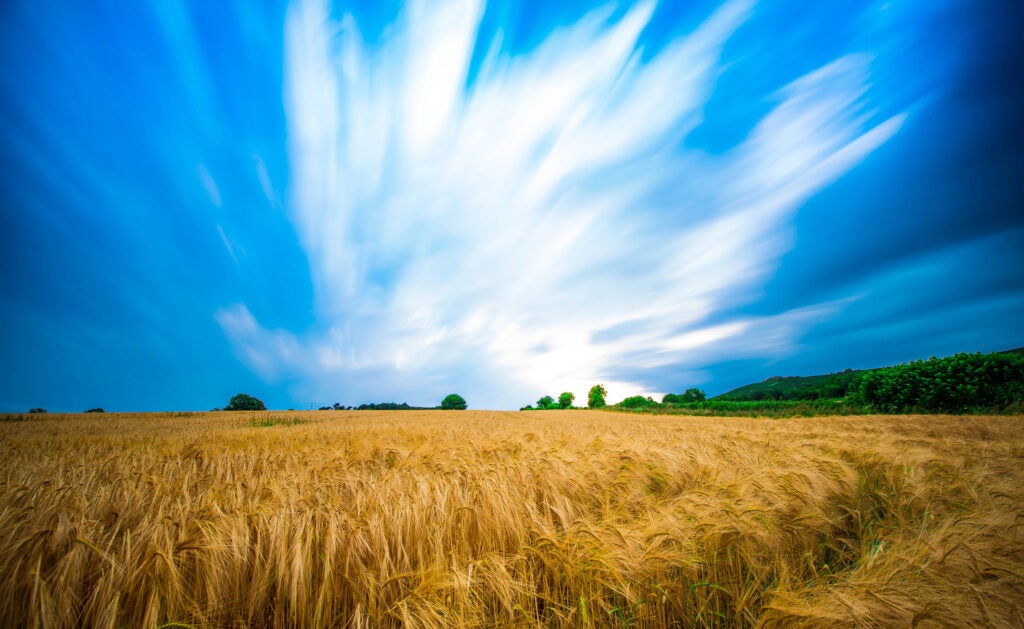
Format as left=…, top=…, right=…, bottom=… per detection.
left=1, top=410, right=1022, bottom=627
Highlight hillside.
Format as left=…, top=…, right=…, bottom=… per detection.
left=717, top=368, right=868, bottom=401
left=717, top=346, right=1024, bottom=401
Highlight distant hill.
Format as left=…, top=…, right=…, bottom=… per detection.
left=716, top=347, right=1024, bottom=401
left=716, top=368, right=869, bottom=401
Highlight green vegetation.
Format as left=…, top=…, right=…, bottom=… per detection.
left=247, top=413, right=304, bottom=428
left=856, top=351, right=1024, bottom=413
left=588, top=384, right=607, bottom=409
left=614, top=351, right=1024, bottom=417
left=224, top=393, right=266, bottom=411
left=620, top=395, right=658, bottom=409
left=620, top=398, right=865, bottom=418
left=719, top=371, right=864, bottom=401
left=558, top=391, right=575, bottom=408
left=28, top=408, right=47, bottom=414
left=663, top=388, right=706, bottom=404
left=440, top=393, right=468, bottom=410
left=355, top=402, right=433, bottom=410
left=83, top=407, right=105, bottom=413
left=520, top=392, right=577, bottom=410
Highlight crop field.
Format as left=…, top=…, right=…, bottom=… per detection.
left=1, top=410, right=1022, bottom=628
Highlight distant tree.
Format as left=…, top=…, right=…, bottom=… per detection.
left=620, top=395, right=657, bottom=409
left=318, top=406, right=331, bottom=411
left=355, top=402, right=417, bottom=410
left=441, top=393, right=467, bottom=410
left=84, top=407, right=105, bottom=413
left=558, top=392, right=575, bottom=408
left=588, top=384, right=607, bottom=408
left=332, top=402, right=343, bottom=410
left=225, top=393, right=266, bottom=411
left=537, top=395, right=556, bottom=409
left=662, top=393, right=681, bottom=405
left=680, top=388, right=707, bottom=403
left=28, top=408, right=47, bottom=414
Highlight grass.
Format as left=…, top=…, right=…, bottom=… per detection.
left=612, top=399, right=868, bottom=418
left=1, top=410, right=1022, bottom=627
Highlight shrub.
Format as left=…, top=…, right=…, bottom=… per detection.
left=28, top=408, right=47, bottom=414
left=857, top=352, right=1024, bottom=413
left=620, top=395, right=657, bottom=409
left=84, top=408, right=105, bottom=414
left=536, top=395, right=556, bottom=409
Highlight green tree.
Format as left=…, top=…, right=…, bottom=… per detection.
left=681, top=388, right=707, bottom=403
left=441, top=393, right=467, bottom=410
left=856, top=352, right=1024, bottom=413
left=620, top=395, right=656, bottom=409
left=84, top=407, right=105, bottom=413
left=558, top=391, right=575, bottom=408
left=588, top=384, right=607, bottom=408
left=537, top=395, right=555, bottom=409
left=225, top=393, right=266, bottom=411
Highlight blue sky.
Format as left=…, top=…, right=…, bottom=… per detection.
left=1, top=0, right=1021, bottom=412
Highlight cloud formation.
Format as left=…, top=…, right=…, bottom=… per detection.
left=217, top=0, right=904, bottom=408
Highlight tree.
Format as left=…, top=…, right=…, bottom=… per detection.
left=558, top=392, right=575, bottom=408
left=441, top=393, right=467, bottom=410
left=620, top=395, right=657, bottom=409
left=84, top=407, right=105, bottom=413
left=537, top=395, right=555, bottom=409
left=225, top=393, right=266, bottom=411
left=588, top=384, right=607, bottom=408
left=681, top=388, right=707, bottom=403
left=28, top=408, right=47, bottom=414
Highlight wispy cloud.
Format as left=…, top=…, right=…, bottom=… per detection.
left=217, top=0, right=904, bottom=407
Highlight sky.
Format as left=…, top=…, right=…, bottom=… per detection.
left=1, top=0, right=1022, bottom=412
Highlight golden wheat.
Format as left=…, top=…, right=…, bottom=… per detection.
left=1, top=410, right=1022, bottom=627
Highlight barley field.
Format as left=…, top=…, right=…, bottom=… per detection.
left=1, top=410, right=1022, bottom=628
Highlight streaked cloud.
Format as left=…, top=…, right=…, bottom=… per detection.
left=216, top=0, right=904, bottom=407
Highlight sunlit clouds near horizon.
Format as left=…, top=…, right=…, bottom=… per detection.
left=1, top=0, right=1022, bottom=411
left=217, top=0, right=903, bottom=408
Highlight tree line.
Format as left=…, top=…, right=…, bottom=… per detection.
left=217, top=392, right=469, bottom=412
left=19, top=351, right=1022, bottom=416
left=624, top=352, right=1024, bottom=415
left=853, top=352, right=1024, bottom=413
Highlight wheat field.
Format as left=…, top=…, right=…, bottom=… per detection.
left=1, top=410, right=1022, bottom=628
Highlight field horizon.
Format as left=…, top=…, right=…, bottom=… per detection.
left=2, top=410, right=1022, bottom=627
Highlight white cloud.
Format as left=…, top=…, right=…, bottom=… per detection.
left=197, top=163, right=222, bottom=207
left=217, top=0, right=904, bottom=408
